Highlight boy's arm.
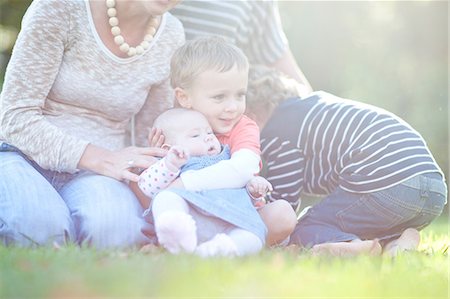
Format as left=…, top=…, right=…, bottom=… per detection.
left=180, top=116, right=261, bottom=190
left=180, top=149, right=260, bottom=190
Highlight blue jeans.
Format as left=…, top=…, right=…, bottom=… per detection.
left=0, top=144, right=151, bottom=248
left=290, top=173, right=447, bottom=247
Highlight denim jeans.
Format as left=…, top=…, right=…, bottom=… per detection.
left=0, top=144, right=151, bottom=248
left=290, top=172, right=447, bottom=247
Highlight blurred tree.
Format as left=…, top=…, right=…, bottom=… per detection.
left=0, top=0, right=31, bottom=84
left=279, top=1, right=448, bottom=179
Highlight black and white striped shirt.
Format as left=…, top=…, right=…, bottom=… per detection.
left=171, top=0, right=287, bottom=64
left=261, top=91, right=442, bottom=209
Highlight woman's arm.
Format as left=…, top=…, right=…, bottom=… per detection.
left=78, top=144, right=165, bottom=182
left=0, top=1, right=89, bottom=172
left=248, top=1, right=312, bottom=92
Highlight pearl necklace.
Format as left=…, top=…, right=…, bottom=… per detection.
left=106, top=0, right=159, bottom=57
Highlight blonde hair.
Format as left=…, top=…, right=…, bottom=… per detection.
left=170, top=36, right=249, bottom=89
left=245, top=65, right=302, bottom=119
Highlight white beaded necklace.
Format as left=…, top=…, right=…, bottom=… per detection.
left=106, top=0, right=160, bottom=57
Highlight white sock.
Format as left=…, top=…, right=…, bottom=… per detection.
left=228, top=229, right=263, bottom=256
left=155, top=211, right=197, bottom=254
left=195, top=233, right=238, bottom=258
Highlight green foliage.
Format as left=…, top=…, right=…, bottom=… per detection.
left=279, top=1, right=448, bottom=178
left=0, top=218, right=448, bottom=298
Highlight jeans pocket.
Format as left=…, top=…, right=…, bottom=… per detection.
left=336, top=192, right=405, bottom=234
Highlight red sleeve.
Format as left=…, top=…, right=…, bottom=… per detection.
left=217, top=115, right=261, bottom=155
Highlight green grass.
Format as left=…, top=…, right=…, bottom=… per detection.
left=1, top=217, right=448, bottom=299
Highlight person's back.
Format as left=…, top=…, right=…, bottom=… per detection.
left=246, top=65, right=446, bottom=256
left=261, top=92, right=442, bottom=199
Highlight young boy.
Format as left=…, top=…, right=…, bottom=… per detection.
left=147, top=37, right=298, bottom=246
left=245, top=65, right=447, bottom=257
left=139, top=108, right=270, bottom=257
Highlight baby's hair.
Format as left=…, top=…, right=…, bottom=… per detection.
left=170, top=36, right=249, bottom=89
left=245, top=65, right=302, bottom=118
left=153, top=108, right=206, bottom=144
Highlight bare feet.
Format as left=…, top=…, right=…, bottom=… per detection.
left=383, top=228, right=420, bottom=257
left=195, top=233, right=238, bottom=258
left=311, top=239, right=382, bottom=257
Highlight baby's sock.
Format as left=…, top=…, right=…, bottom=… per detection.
left=155, top=211, right=197, bottom=254
left=195, top=229, right=263, bottom=258
left=195, top=233, right=238, bottom=258
left=228, top=228, right=263, bottom=256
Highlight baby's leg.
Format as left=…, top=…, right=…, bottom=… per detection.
left=196, top=228, right=263, bottom=258
left=258, top=200, right=298, bottom=246
left=152, top=191, right=197, bottom=254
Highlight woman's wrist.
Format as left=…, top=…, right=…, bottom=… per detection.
left=78, top=144, right=114, bottom=176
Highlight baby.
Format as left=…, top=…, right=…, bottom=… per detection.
left=138, top=108, right=271, bottom=257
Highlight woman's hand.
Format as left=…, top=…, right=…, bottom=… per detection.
left=78, top=144, right=167, bottom=182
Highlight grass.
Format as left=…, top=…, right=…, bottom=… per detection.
left=0, top=216, right=448, bottom=299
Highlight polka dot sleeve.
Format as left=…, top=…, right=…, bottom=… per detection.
left=137, top=158, right=180, bottom=198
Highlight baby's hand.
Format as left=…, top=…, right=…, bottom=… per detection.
left=165, top=146, right=189, bottom=171
left=246, top=176, right=273, bottom=208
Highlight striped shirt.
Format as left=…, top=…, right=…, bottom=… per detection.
left=261, top=91, right=442, bottom=209
left=171, top=0, right=288, bottom=64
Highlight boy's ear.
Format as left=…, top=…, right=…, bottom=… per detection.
left=174, top=87, right=192, bottom=108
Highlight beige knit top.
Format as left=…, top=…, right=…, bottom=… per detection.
left=0, top=0, right=185, bottom=173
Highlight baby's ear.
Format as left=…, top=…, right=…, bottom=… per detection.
left=174, top=87, right=192, bottom=108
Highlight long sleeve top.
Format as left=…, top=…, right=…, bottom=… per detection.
left=261, top=91, right=443, bottom=209
left=0, top=0, right=185, bottom=172
left=180, top=116, right=261, bottom=191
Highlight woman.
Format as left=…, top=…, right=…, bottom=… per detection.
left=0, top=0, right=184, bottom=248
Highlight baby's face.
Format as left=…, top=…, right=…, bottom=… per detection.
left=169, top=114, right=221, bottom=156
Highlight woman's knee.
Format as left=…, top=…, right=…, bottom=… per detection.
left=2, top=206, right=74, bottom=247
left=0, top=153, right=74, bottom=246
left=61, top=174, right=149, bottom=248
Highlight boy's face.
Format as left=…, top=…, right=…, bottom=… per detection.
left=177, top=65, right=248, bottom=135
left=169, top=113, right=221, bottom=157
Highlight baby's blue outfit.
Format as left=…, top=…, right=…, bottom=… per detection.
left=169, top=146, right=267, bottom=244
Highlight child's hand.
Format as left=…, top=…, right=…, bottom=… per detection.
left=165, top=146, right=189, bottom=171
left=148, top=127, right=165, bottom=148
left=246, top=176, right=273, bottom=208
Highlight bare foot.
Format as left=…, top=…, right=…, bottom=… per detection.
left=383, top=228, right=420, bottom=257
left=311, top=239, right=382, bottom=257
left=139, top=244, right=161, bottom=254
